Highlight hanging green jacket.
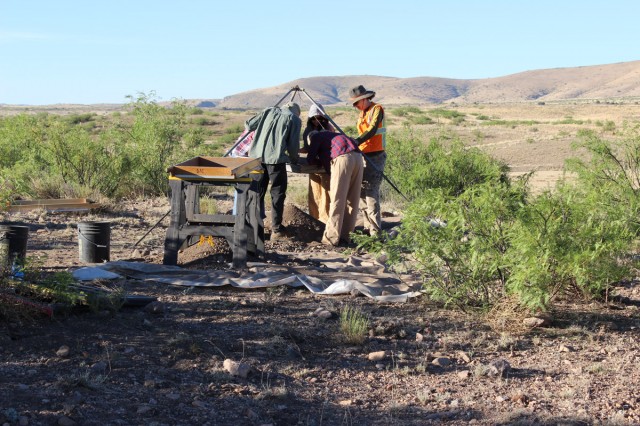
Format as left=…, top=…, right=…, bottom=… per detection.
left=246, top=103, right=301, bottom=165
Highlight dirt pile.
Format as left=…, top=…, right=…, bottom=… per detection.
left=280, top=204, right=324, bottom=242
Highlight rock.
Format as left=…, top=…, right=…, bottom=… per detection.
left=367, top=351, right=387, bottom=361
left=457, top=351, right=472, bottom=363
left=312, top=308, right=332, bottom=319
left=416, top=332, right=424, bottom=342
left=511, top=393, right=529, bottom=404
left=559, top=344, right=575, bottom=353
left=317, top=310, right=332, bottom=320
left=457, top=370, right=471, bottom=379
left=523, top=316, right=548, bottom=327
left=223, top=359, right=251, bottom=378
left=431, top=357, right=451, bottom=367
left=56, top=345, right=70, bottom=358
left=487, top=359, right=511, bottom=377
left=143, top=301, right=165, bottom=315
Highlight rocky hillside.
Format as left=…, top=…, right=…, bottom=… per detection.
left=211, top=60, right=640, bottom=109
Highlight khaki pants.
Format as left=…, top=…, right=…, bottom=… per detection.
left=323, top=151, right=364, bottom=245
left=360, top=151, right=386, bottom=235
left=308, top=173, right=331, bottom=224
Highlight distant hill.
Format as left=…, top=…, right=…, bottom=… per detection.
left=211, top=60, right=640, bottom=109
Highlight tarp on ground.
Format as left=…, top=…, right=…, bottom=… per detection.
left=72, top=253, right=423, bottom=303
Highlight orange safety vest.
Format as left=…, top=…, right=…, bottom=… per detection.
left=357, top=102, right=386, bottom=153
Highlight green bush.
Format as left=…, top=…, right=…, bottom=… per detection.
left=428, top=108, right=465, bottom=120
left=0, top=173, right=14, bottom=210
left=365, top=125, right=640, bottom=312
left=0, top=92, right=198, bottom=199
left=566, top=125, right=640, bottom=229
left=391, top=106, right=422, bottom=117
left=506, top=185, right=633, bottom=310
left=409, top=116, right=434, bottom=125
left=384, top=180, right=527, bottom=309
left=385, top=128, right=509, bottom=206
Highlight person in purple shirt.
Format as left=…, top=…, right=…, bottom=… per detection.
left=307, top=131, right=364, bottom=246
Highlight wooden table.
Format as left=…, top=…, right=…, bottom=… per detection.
left=163, top=157, right=264, bottom=269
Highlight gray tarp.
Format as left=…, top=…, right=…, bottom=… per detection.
left=72, top=253, right=423, bottom=303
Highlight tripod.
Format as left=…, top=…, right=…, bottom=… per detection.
left=223, top=85, right=408, bottom=201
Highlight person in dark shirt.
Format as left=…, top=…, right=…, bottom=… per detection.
left=307, top=131, right=364, bottom=246
left=301, top=104, right=334, bottom=224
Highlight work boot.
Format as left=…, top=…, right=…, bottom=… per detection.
left=271, top=225, right=288, bottom=240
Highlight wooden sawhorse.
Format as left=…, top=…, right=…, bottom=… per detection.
left=162, top=174, right=264, bottom=269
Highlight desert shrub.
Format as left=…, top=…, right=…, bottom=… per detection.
left=182, top=127, right=207, bottom=149
left=602, top=120, right=616, bottom=133
left=0, top=173, right=14, bottom=211
left=382, top=180, right=527, bottom=309
left=192, top=117, right=218, bottom=126
left=428, top=108, right=465, bottom=120
left=566, top=125, right=640, bottom=230
left=43, top=119, right=132, bottom=198
left=0, top=114, right=75, bottom=197
left=409, top=115, right=434, bottom=125
left=0, top=93, right=202, bottom=199
left=506, top=185, right=634, bottom=310
left=391, top=106, right=422, bottom=117
left=361, top=125, right=640, bottom=311
left=481, top=120, right=540, bottom=126
left=65, top=113, right=95, bottom=125
left=340, top=305, right=369, bottom=344
left=554, top=117, right=584, bottom=125
left=225, top=124, right=244, bottom=134
left=111, top=93, right=197, bottom=196
left=385, top=128, right=509, bottom=206
left=341, top=125, right=357, bottom=135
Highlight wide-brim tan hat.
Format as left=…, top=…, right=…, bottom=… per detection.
left=349, top=85, right=376, bottom=104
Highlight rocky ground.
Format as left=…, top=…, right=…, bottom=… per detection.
left=1, top=198, right=640, bottom=426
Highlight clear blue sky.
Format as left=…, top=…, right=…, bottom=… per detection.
left=1, top=0, right=638, bottom=105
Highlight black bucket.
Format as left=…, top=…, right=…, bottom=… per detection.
left=78, top=221, right=111, bottom=263
left=0, top=224, right=29, bottom=267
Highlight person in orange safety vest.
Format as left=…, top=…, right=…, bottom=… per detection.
left=349, top=85, right=386, bottom=236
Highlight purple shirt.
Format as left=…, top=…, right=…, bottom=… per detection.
left=308, top=131, right=360, bottom=173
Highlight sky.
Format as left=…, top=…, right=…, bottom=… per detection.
left=1, top=0, right=639, bottom=105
